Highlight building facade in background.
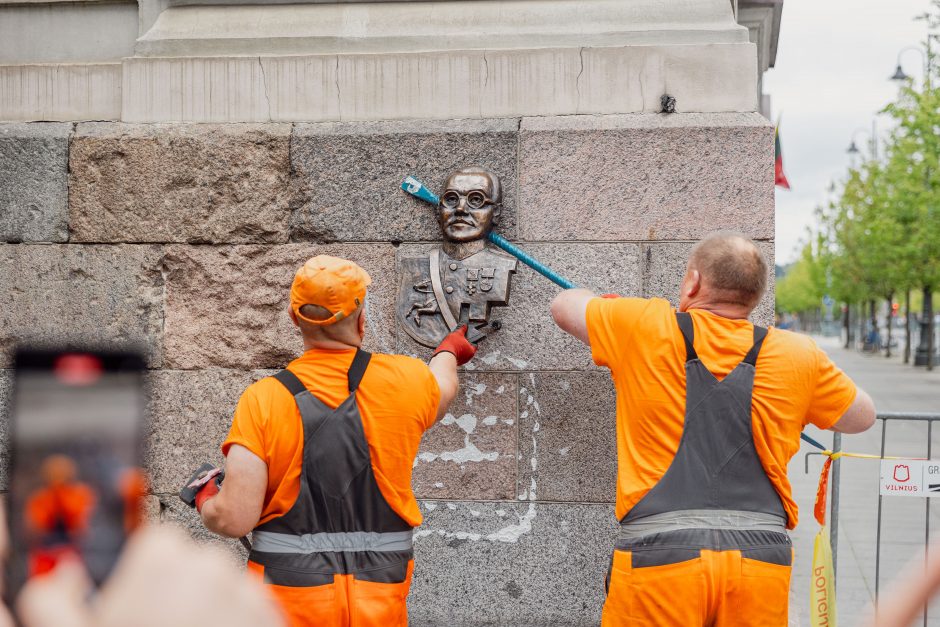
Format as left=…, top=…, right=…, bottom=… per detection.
left=0, top=0, right=780, bottom=623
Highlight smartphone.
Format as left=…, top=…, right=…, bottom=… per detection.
left=5, top=348, right=148, bottom=603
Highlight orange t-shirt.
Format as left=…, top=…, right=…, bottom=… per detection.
left=222, top=348, right=440, bottom=527
left=586, top=297, right=857, bottom=528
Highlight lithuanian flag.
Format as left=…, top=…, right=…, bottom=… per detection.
left=775, top=118, right=790, bottom=190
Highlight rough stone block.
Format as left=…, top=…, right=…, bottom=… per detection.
left=517, top=113, right=774, bottom=241
left=397, top=243, right=641, bottom=371
left=413, top=374, right=517, bottom=501
left=163, top=244, right=397, bottom=370
left=410, top=501, right=618, bottom=626
left=146, top=369, right=274, bottom=494
left=69, top=123, right=292, bottom=244
left=518, top=373, right=616, bottom=503
left=644, top=241, right=776, bottom=327
left=158, top=496, right=248, bottom=566
left=0, top=123, right=70, bottom=242
left=0, top=370, right=11, bottom=489
left=291, top=119, right=519, bottom=242
left=0, top=245, right=164, bottom=367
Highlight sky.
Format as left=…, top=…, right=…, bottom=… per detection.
left=765, top=0, right=932, bottom=265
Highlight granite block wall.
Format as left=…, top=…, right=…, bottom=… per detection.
left=0, top=113, right=774, bottom=625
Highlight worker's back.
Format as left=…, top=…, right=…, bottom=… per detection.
left=586, top=297, right=856, bottom=528
left=224, top=347, right=439, bottom=528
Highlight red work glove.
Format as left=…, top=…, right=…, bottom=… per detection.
left=601, top=293, right=620, bottom=299
left=181, top=466, right=224, bottom=513
left=194, top=475, right=221, bottom=513
left=433, top=326, right=477, bottom=366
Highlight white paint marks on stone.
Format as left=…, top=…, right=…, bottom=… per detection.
left=447, top=503, right=457, bottom=510
left=559, top=446, right=571, bottom=456
left=495, top=509, right=507, bottom=517
left=507, top=357, right=528, bottom=369
left=470, top=509, right=481, bottom=517
left=503, top=419, right=514, bottom=426
left=482, top=415, right=498, bottom=426
left=416, top=413, right=499, bottom=465
left=486, top=503, right=537, bottom=543
left=464, top=382, right=487, bottom=406
left=481, top=351, right=500, bottom=365
left=496, top=385, right=506, bottom=394
left=424, top=502, right=437, bottom=511
left=455, top=413, right=477, bottom=433
left=434, top=482, right=444, bottom=488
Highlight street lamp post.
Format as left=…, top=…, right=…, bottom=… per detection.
left=892, top=37, right=937, bottom=369
left=846, top=124, right=881, bottom=353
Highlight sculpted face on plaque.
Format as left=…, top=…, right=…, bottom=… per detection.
left=398, top=168, right=517, bottom=348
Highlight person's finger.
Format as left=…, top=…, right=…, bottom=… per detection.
left=16, top=559, right=92, bottom=627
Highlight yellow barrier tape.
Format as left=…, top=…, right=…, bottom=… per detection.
left=811, top=524, right=837, bottom=627
left=807, top=448, right=922, bottom=626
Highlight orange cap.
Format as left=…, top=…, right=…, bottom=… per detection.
left=290, top=255, right=371, bottom=326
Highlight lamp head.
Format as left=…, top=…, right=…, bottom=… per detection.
left=891, top=64, right=910, bottom=82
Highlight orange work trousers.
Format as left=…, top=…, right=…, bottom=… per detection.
left=247, top=560, right=413, bottom=627
left=601, top=549, right=791, bottom=627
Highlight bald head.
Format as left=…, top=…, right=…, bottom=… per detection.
left=685, top=232, right=768, bottom=311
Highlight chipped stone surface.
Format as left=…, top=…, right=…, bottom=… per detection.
left=0, top=123, right=70, bottom=243
left=158, top=496, right=248, bottom=566
left=291, top=119, right=518, bottom=242
left=518, top=113, right=774, bottom=241
left=410, top=501, right=617, bottom=626
left=398, top=243, right=641, bottom=371
left=70, top=123, right=292, bottom=243
left=413, top=374, right=517, bottom=501
left=146, top=369, right=274, bottom=494
left=518, top=373, right=616, bottom=503
left=163, top=244, right=397, bottom=369
left=0, top=370, right=10, bottom=489
left=0, top=245, right=165, bottom=367
left=644, top=241, right=776, bottom=327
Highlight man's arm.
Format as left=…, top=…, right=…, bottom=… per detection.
left=550, top=288, right=597, bottom=345
left=428, top=352, right=458, bottom=421
left=200, top=445, right=267, bottom=538
left=829, top=386, right=876, bottom=434
left=428, top=325, right=477, bottom=421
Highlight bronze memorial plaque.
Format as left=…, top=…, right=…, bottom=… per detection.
left=398, top=167, right=516, bottom=348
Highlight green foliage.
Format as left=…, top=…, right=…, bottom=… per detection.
left=805, top=21, right=940, bottom=312
left=776, top=243, right=824, bottom=314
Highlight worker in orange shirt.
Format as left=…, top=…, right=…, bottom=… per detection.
left=25, top=455, right=96, bottom=576
left=182, top=255, right=476, bottom=627
left=550, top=232, right=877, bottom=627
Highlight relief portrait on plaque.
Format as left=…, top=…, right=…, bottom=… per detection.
left=398, top=167, right=517, bottom=348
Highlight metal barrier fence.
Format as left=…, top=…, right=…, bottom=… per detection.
left=808, top=412, right=940, bottom=626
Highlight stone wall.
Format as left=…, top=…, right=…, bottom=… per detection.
left=0, top=113, right=774, bottom=625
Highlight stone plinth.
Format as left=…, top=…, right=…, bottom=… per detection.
left=2, top=0, right=761, bottom=122
left=70, top=124, right=293, bottom=244
left=0, top=114, right=776, bottom=626
left=0, top=123, right=70, bottom=242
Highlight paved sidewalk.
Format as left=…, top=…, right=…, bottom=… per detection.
left=789, top=335, right=940, bottom=626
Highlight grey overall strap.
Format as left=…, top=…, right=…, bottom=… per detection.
left=624, top=312, right=785, bottom=522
